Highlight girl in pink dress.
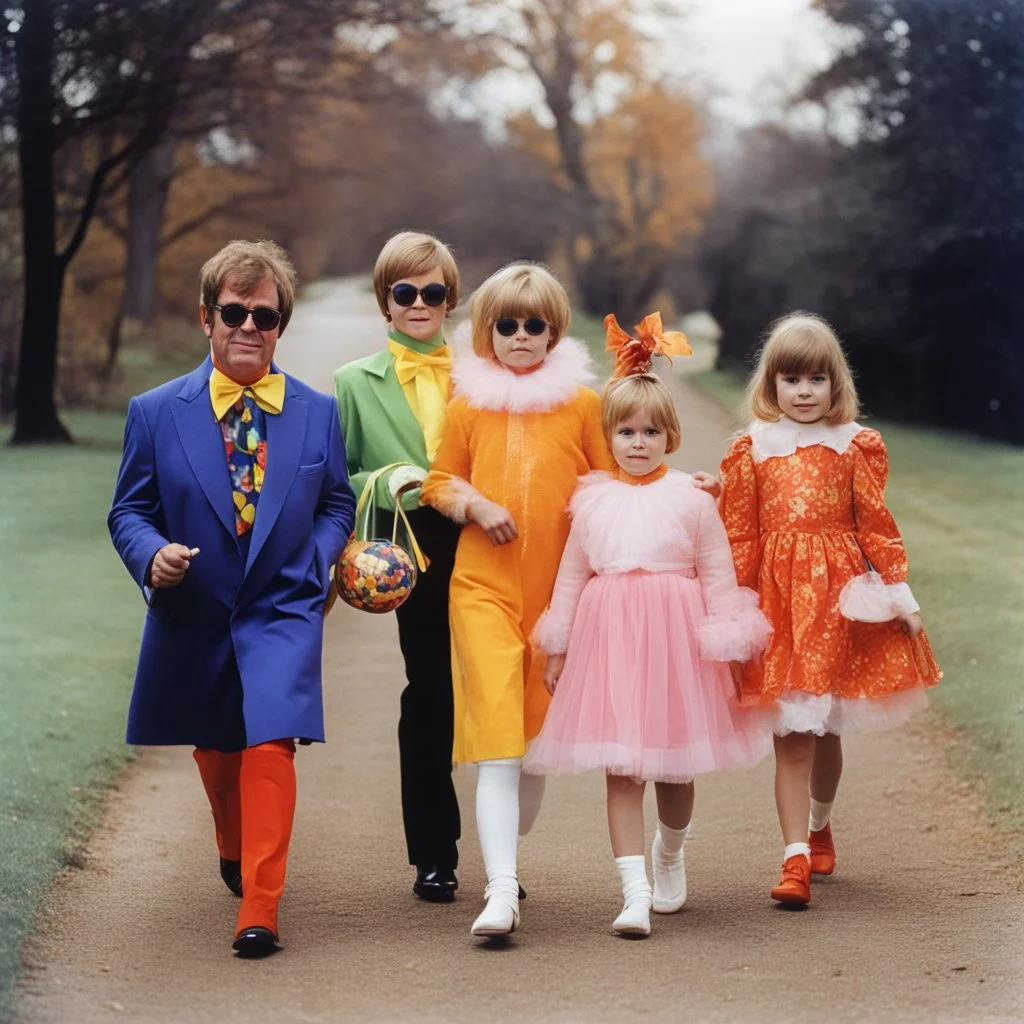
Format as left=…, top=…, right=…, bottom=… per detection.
left=524, top=314, right=772, bottom=938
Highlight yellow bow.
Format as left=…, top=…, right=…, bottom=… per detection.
left=388, top=341, right=452, bottom=462
left=605, top=311, right=692, bottom=380
left=209, top=367, right=285, bottom=421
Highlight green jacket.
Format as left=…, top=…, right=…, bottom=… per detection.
left=333, top=347, right=429, bottom=512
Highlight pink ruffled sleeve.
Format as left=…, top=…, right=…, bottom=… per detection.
left=532, top=521, right=593, bottom=655
left=841, top=429, right=919, bottom=621
left=693, top=491, right=772, bottom=663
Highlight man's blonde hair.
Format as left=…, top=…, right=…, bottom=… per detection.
left=373, top=231, right=460, bottom=317
left=469, top=262, right=572, bottom=358
left=747, top=311, right=860, bottom=424
left=199, top=240, right=297, bottom=334
left=602, top=373, right=681, bottom=453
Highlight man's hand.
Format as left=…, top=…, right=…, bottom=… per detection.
left=691, top=471, right=722, bottom=499
left=544, top=653, right=567, bottom=695
left=468, top=496, right=519, bottom=546
left=150, top=544, right=200, bottom=589
left=899, top=610, right=924, bottom=637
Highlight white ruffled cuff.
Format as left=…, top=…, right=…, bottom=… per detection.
left=532, top=608, right=572, bottom=656
left=699, top=587, right=773, bottom=663
left=388, top=464, right=428, bottom=501
left=839, top=571, right=919, bottom=622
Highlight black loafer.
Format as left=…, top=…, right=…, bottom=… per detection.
left=220, top=857, right=243, bottom=897
left=232, top=926, right=279, bottom=958
left=413, top=866, right=458, bottom=903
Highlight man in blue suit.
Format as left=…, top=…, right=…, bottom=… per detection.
left=109, top=240, right=355, bottom=958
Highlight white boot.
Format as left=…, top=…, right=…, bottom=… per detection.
left=472, top=759, right=522, bottom=938
left=470, top=883, right=520, bottom=937
left=612, top=855, right=652, bottom=937
left=651, top=822, right=688, bottom=913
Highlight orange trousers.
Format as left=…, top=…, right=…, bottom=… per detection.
left=193, top=740, right=296, bottom=937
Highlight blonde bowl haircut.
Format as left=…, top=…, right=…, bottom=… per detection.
left=601, top=373, right=682, bottom=454
left=373, top=231, right=460, bottom=317
left=200, top=239, right=298, bottom=334
left=747, top=311, right=861, bottom=425
left=469, top=262, right=572, bottom=359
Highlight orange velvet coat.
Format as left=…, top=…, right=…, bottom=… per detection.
left=420, top=339, right=613, bottom=763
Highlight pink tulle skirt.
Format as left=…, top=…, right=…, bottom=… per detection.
left=524, top=572, right=772, bottom=782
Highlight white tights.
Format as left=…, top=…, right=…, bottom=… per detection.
left=475, top=758, right=522, bottom=898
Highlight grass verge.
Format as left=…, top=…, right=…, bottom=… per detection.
left=690, top=367, right=1024, bottom=836
left=0, top=329, right=207, bottom=1018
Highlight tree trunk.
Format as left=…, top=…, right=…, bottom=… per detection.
left=123, top=133, right=177, bottom=323
left=11, top=0, right=71, bottom=444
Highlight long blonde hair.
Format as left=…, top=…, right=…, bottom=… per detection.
left=747, top=312, right=860, bottom=424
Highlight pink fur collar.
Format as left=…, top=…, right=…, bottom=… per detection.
left=450, top=323, right=596, bottom=413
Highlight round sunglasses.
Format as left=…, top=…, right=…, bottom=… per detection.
left=495, top=317, right=548, bottom=337
left=211, top=302, right=282, bottom=332
left=391, top=282, right=448, bottom=307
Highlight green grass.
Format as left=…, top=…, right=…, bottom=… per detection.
left=690, top=367, right=1024, bottom=835
left=0, top=331, right=207, bottom=1018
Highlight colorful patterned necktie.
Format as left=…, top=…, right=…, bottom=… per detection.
left=220, top=394, right=267, bottom=539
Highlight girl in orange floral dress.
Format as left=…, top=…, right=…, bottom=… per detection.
left=719, top=312, right=941, bottom=907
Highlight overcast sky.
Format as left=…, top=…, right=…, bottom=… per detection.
left=681, top=0, right=841, bottom=125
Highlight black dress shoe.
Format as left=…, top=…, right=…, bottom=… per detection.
left=220, top=857, right=243, bottom=897
left=232, top=926, right=279, bottom=958
left=413, top=866, right=458, bottom=903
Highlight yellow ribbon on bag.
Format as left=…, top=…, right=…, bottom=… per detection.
left=353, top=462, right=429, bottom=573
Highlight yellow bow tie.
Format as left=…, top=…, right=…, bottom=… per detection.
left=390, top=343, right=452, bottom=386
left=209, top=367, right=285, bottom=421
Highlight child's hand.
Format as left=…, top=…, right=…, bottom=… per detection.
left=691, top=471, right=722, bottom=499
left=899, top=611, right=924, bottom=637
left=729, top=661, right=745, bottom=700
left=468, top=496, right=519, bottom=546
left=544, top=653, right=566, bottom=694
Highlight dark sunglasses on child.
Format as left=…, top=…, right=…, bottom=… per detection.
left=495, top=317, right=548, bottom=337
left=391, top=282, right=448, bottom=307
left=211, top=303, right=282, bottom=332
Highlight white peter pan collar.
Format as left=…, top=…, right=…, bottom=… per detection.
left=749, top=416, right=863, bottom=463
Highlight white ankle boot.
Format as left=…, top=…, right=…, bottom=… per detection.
left=613, top=855, right=652, bottom=937
left=470, top=885, right=520, bottom=937
left=652, top=827, right=687, bottom=913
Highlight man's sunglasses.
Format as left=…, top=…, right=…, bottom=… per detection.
left=211, top=303, right=282, bottom=332
left=391, top=283, right=448, bottom=307
left=495, top=317, right=548, bottom=337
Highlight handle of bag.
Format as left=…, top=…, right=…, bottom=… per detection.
left=353, top=462, right=429, bottom=573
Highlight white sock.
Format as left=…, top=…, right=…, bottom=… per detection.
left=475, top=758, right=521, bottom=897
left=809, top=798, right=833, bottom=832
left=518, top=771, right=546, bottom=837
left=615, top=855, right=651, bottom=906
left=784, top=841, right=811, bottom=862
left=654, top=821, right=688, bottom=858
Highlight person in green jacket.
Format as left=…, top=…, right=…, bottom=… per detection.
left=334, top=231, right=462, bottom=902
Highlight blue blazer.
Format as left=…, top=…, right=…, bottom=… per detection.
left=108, top=358, right=356, bottom=751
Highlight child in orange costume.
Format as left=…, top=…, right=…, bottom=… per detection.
left=719, top=312, right=941, bottom=907
left=420, top=262, right=614, bottom=938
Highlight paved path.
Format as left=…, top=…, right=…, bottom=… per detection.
left=14, top=281, right=1024, bottom=1023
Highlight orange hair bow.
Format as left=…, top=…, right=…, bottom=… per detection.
left=604, top=311, right=692, bottom=379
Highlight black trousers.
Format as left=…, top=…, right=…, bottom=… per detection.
left=394, top=506, right=462, bottom=870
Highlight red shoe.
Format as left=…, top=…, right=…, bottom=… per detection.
left=770, top=855, right=811, bottom=906
left=809, top=822, right=836, bottom=876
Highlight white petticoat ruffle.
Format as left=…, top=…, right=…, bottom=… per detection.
left=839, top=571, right=920, bottom=622
left=774, top=689, right=929, bottom=737
left=699, top=587, right=773, bottom=663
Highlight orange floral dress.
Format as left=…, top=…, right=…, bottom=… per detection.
left=719, top=418, right=941, bottom=735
